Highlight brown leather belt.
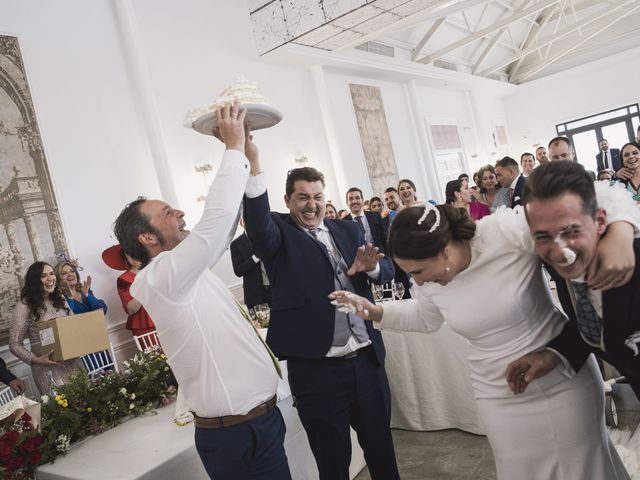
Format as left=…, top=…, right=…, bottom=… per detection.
left=194, top=395, right=277, bottom=429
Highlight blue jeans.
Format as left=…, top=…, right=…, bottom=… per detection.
left=194, top=407, right=291, bottom=480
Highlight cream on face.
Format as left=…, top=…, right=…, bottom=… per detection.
left=554, top=227, right=577, bottom=267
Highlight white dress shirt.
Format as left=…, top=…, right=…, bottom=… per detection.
left=353, top=210, right=374, bottom=244
left=131, top=150, right=278, bottom=418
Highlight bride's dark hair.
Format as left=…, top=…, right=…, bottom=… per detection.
left=20, top=261, right=69, bottom=321
left=388, top=204, right=476, bottom=260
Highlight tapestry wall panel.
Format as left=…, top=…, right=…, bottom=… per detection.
left=0, top=35, right=69, bottom=346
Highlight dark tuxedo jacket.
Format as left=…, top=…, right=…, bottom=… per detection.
left=343, top=211, right=388, bottom=251
left=243, top=192, right=395, bottom=364
left=0, top=357, right=17, bottom=386
left=511, top=175, right=526, bottom=208
left=596, top=148, right=621, bottom=172
left=230, top=232, right=271, bottom=308
left=546, top=238, right=640, bottom=398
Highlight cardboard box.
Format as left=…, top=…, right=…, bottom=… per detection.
left=37, top=310, right=110, bottom=362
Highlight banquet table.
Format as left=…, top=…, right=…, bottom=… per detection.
left=382, top=323, right=485, bottom=435
left=36, top=362, right=366, bottom=480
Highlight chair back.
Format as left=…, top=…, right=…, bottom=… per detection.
left=81, top=343, right=119, bottom=378
left=133, top=331, right=161, bottom=353
left=0, top=386, right=16, bottom=406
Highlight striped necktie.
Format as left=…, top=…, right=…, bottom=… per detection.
left=570, top=281, right=602, bottom=344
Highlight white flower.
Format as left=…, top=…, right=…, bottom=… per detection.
left=130, top=393, right=136, bottom=400
left=41, top=395, right=50, bottom=404
left=129, top=403, right=135, bottom=410
left=123, top=360, right=130, bottom=368
left=120, top=387, right=127, bottom=395
left=56, top=434, right=70, bottom=452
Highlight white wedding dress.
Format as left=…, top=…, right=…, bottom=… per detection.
left=378, top=201, right=635, bottom=479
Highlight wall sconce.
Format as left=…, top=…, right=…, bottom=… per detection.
left=294, top=155, right=309, bottom=166
left=195, top=163, right=213, bottom=202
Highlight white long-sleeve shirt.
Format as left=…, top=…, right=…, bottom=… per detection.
left=131, top=149, right=278, bottom=417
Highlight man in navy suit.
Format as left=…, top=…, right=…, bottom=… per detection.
left=596, top=138, right=621, bottom=172
left=505, top=161, right=640, bottom=399
left=343, top=187, right=388, bottom=249
left=1, top=357, right=25, bottom=394
left=243, top=164, right=399, bottom=480
left=494, top=156, right=525, bottom=208
left=230, top=225, right=271, bottom=309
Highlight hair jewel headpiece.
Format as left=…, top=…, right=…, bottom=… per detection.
left=55, top=252, right=84, bottom=271
left=417, top=204, right=441, bottom=233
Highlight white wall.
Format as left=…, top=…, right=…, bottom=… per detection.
left=0, top=0, right=337, bottom=387
left=503, top=45, right=640, bottom=158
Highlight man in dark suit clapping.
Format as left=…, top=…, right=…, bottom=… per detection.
left=243, top=162, right=399, bottom=480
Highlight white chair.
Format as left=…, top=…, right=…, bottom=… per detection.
left=0, top=386, right=16, bottom=406
left=82, top=343, right=119, bottom=378
left=133, top=330, right=161, bottom=353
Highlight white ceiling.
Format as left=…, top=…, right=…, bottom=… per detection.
left=250, top=0, right=640, bottom=84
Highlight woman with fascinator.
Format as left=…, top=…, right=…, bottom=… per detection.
left=330, top=197, right=638, bottom=479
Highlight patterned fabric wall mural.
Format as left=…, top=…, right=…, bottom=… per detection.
left=349, top=83, right=399, bottom=198
left=0, top=35, right=69, bottom=346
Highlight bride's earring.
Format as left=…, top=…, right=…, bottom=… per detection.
left=445, top=265, right=451, bottom=272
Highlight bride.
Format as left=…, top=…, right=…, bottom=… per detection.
left=330, top=190, right=639, bottom=479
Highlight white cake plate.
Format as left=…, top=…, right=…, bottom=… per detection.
left=191, top=103, right=283, bottom=135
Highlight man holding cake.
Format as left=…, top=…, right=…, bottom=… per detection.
left=114, top=101, right=290, bottom=480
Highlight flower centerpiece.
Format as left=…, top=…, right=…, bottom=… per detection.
left=1, top=349, right=177, bottom=479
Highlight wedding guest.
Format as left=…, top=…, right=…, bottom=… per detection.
left=325, top=203, right=338, bottom=220
left=243, top=160, right=399, bottom=479
left=102, top=244, right=156, bottom=338
left=369, top=196, right=383, bottom=213
left=10, top=262, right=82, bottom=396
left=446, top=179, right=490, bottom=221
left=55, top=261, right=107, bottom=314
left=398, top=178, right=421, bottom=208
left=615, top=142, right=640, bottom=202
left=597, top=169, right=615, bottom=182
left=536, top=146, right=549, bottom=164
left=520, top=152, right=535, bottom=177
left=0, top=357, right=25, bottom=394
left=477, top=165, right=500, bottom=211
left=113, top=102, right=290, bottom=479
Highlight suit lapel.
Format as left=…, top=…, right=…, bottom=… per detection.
left=284, top=215, right=333, bottom=265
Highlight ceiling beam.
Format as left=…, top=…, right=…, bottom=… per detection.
left=514, top=2, right=640, bottom=83
left=416, top=0, right=560, bottom=64
left=333, top=0, right=493, bottom=53
left=508, top=3, right=560, bottom=79
left=412, top=17, right=446, bottom=61
left=478, top=0, right=632, bottom=77
left=472, top=0, right=533, bottom=74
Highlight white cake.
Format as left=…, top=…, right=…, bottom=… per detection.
left=183, top=77, right=270, bottom=127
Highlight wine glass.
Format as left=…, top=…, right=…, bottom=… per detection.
left=254, top=303, right=270, bottom=327
left=372, top=284, right=384, bottom=302
left=393, top=282, right=405, bottom=301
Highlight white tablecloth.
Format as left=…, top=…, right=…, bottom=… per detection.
left=382, top=324, right=485, bottom=435
left=36, top=362, right=366, bottom=480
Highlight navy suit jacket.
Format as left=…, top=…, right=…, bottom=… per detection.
left=596, top=148, right=621, bottom=172
left=230, top=232, right=271, bottom=308
left=511, top=174, right=526, bottom=208
left=546, top=239, right=640, bottom=397
left=343, top=211, right=388, bottom=251
left=0, top=357, right=17, bottom=386
left=243, top=192, right=395, bottom=364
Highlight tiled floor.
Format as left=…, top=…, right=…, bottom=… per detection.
left=355, top=383, right=640, bottom=480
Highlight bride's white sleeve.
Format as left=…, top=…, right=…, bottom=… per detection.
left=374, top=286, right=445, bottom=334
left=595, top=181, right=640, bottom=234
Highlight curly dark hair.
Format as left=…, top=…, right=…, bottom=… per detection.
left=20, top=262, right=69, bottom=321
